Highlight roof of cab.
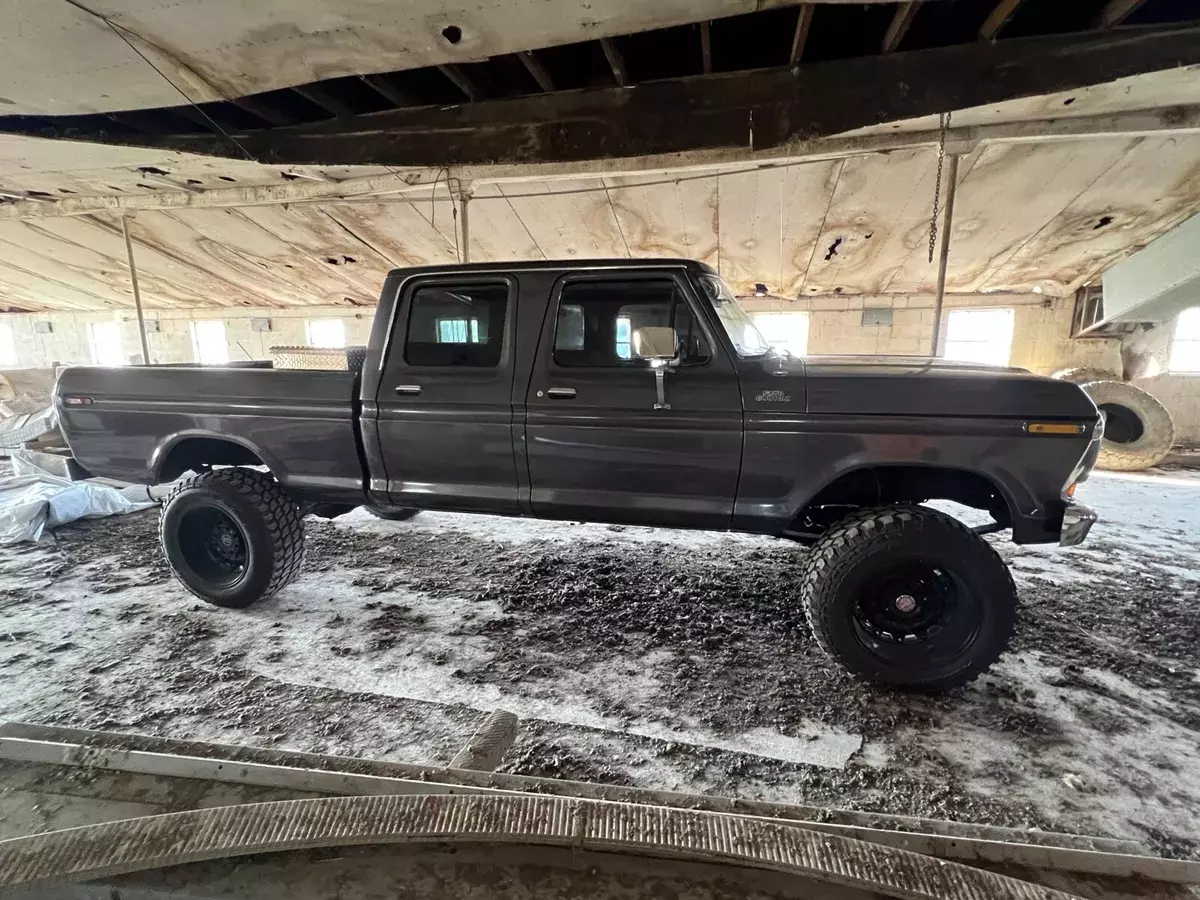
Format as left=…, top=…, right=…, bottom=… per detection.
left=385, top=258, right=715, bottom=279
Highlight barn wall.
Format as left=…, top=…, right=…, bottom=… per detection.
left=2, top=292, right=1196, bottom=441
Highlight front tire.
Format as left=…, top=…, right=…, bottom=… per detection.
left=160, top=468, right=305, bottom=609
left=800, top=505, right=1016, bottom=691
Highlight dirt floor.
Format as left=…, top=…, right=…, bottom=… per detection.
left=1, top=470, right=1199, bottom=859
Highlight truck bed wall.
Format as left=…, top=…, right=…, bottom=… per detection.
left=56, top=366, right=365, bottom=504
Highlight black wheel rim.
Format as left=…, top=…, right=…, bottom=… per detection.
left=178, top=505, right=248, bottom=588
left=850, top=560, right=981, bottom=667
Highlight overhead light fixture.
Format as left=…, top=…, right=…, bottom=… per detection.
left=754, top=283, right=768, bottom=297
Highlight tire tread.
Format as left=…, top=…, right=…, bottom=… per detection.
left=160, top=468, right=304, bottom=605
left=799, top=504, right=1016, bottom=690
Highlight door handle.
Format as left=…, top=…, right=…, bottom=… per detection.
left=394, top=384, right=422, bottom=395
left=546, top=387, right=576, bottom=399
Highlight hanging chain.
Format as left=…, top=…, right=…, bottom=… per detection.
left=927, top=110, right=952, bottom=264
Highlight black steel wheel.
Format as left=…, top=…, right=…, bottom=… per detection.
left=800, top=505, right=1016, bottom=691
left=160, top=468, right=305, bottom=609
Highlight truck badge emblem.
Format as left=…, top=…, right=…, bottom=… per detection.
left=756, top=390, right=790, bottom=403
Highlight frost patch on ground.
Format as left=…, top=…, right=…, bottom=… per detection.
left=1, top=469, right=1199, bottom=857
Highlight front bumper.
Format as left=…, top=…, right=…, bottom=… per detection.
left=1060, top=501, right=1097, bottom=547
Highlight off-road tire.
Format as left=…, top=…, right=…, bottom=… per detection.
left=365, top=506, right=420, bottom=522
left=160, top=468, right=305, bottom=608
left=1081, top=380, right=1174, bottom=471
left=800, top=505, right=1017, bottom=691
left=1050, top=366, right=1119, bottom=385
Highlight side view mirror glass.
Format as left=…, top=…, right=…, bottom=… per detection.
left=632, top=326, right=679, bottom=362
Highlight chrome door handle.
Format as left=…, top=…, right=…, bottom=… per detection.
left=546, top=387, right=576, bottom=399
left=394, top=384, right=422, bottom=395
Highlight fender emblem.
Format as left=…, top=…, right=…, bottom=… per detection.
left=756, top=390, right=791, bottom=403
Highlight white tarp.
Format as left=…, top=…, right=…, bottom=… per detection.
left=0, top=452, right=158, bottom=544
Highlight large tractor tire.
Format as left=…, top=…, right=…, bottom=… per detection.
left=1081, top=380, right=1175, bottom=471
left=160, top=468, right=305, bottom=608
left=1050, top=367, right=1119, bottom=385
left=800, top=505, right=1017, bottom=691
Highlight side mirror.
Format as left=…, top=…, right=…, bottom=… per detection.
left=632, top=326, right=678, bottom=411
left=632, top=326, right=679, bottom=363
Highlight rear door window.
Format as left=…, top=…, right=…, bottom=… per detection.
left=405, top=283, right=509, bottom=367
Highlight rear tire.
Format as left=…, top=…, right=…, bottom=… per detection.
left=160, top=468, right=305, bottom=609
left=1081, top=380, right=1174, bottom=471
left=800, top=505, right=1016, bottom=691
left=365, top=506, right=420, bottom=522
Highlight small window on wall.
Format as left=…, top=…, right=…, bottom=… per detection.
left=1168, top=308, right=1200, bottom=373
left=943, top=308, right=1015, bottom=367
left=87, top=321, right=125, bottom=366
left=190, top=320, right=229, bottom=365
left=307, top=318, right=346, bottom=348
left=553, top=279, right=711, bottom=367
left=751, top=312, right=809, bottom=357
left=0, top=322, right=16, bottom=367
left=404, top=282, right=508, bottom=367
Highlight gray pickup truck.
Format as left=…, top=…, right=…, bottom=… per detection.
left=56, top=259, right=1101, bottom=690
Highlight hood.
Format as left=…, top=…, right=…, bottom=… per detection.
left=801, top=355, right=1098, bottom=419
left=737, top=353, right=1098, bottom=420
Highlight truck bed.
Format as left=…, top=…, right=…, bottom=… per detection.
left=56, top=364, right=365, bottom=504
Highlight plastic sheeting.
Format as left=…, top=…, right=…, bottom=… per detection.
left=0, top=452, right=158, bottom=544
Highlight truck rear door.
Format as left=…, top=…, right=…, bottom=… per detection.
left=372, top=274, right=521, bottom=513
left=523, top=268, right=743, bottom=529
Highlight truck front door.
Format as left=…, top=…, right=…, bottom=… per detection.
left=374, top=274, right=520, bottom=513
left=523, top=270, right=743, bottom=529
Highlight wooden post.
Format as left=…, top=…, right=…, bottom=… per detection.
left=930, top=153, right=960, bottom=357
left=459, top=191, right=470, bottom=263
left=121, top=215, right=151, bottom=365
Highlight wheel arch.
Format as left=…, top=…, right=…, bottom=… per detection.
left=788, top=463, right=1017, bottom=532
left=151, top=431, right=285, bottom=484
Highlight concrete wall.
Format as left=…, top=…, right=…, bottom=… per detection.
left=0, top=306, right=375, bottom=368
left=1, top=291, right=1195, bottom=441
left=737, top=292, right=1123, bottom=375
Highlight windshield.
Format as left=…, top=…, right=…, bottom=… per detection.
left=697, top=275, right=772, bottom=358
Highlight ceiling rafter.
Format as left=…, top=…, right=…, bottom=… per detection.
left=518, top=51, right=555, bottom=93
left=600, top=37, right=628, bottom=87
left=882, top=2, right=920, bottom=54
left=790, top=5, right=815, bottom=67
left=438, top=64, right=482, bottom=101
left=979, top=0, right=1026, bottom=41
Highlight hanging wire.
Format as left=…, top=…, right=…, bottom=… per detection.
left=61, top=0, right=257, bottom=163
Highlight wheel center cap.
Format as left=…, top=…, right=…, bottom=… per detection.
left=220, top=533, right=233, bottom=547
left=894, top=594, right=917, bottom=613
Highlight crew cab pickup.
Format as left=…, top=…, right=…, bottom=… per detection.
left=56, top=259, right=1102, bottom=690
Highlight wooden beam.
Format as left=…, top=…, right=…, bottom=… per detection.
left=229, top=97, right=293, bottom=128
left=15, top=25, right=1200, bottom=171
left=360, top=74, right=415, bottom=109
left=700, top=21, right=712, bottom=74
left=882, top=2, right=920, bottom=54
left=292, top=85, right=356, bottom=119
left=1094, top=0, right=1151, bottom=29
left=979, top=0, right=1025, bottom=41
left=438, top=64, right=481, bottom=101
left=600, top=37, right=628, bottom=87
left=790, top=5, right=815, bottom=67
left=518, top=51, right=555, bottom=92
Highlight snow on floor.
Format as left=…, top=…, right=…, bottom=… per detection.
left=1, top=469, right=1198, bottom=857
